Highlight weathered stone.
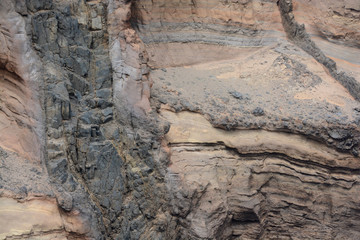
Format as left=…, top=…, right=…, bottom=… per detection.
left=229, top=90, right=244, bottom=100
left=91, top=16, right=102, bottom=30
left=80, top=110, right=101, bottom=124
left=69, top=73, right=90, bottom=95
left=26, top=0, right=52, bottom=12
left=61, top=101, right=71, bottom=120
left=56, top=190, right=73, bottom=212
left=101, top=107, right=113, bottom=123
left=73, top=57, right=89, bottom=77
left=252, top=107, right=265, bottom=116
left=96, top=88, right=111, bottom=100
left=1, top=0, right=360, bottom=239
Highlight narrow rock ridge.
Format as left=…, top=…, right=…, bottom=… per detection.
left=278, top=0, right=360, bottom=101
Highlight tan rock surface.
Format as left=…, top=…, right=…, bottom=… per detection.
left=144, top=1, right=360, bottom=238
left=294, top=0, right=360, bottom=48
left=0, top=198, right=63, bottom=239
left=162, top=110, right=360, bottom=239
left=0, top=0, right=43, bottom=162
left=1, top=0, right=360, bottom=239
left=162, top=110, right=358, bottom=169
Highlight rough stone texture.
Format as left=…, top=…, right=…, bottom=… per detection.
left=162, top=111, right=360, bottom=239
left=0, top=0, right=43, bottom=162
left=279, top=0, right=360, bottom=101
left=108, top=0, right=152, bottom=118
left=294, top=0, right=360, bottom=49
left=0, top=0, right=360, bottom=239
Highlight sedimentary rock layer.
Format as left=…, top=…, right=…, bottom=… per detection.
left=0, top=0, right=359, bottom=239
left=161, top=110, right=360, bottom=239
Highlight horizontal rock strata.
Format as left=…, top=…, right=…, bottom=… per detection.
left=0, top=0, right=359, bottom=239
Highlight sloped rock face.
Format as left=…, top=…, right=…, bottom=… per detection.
left=0, top=0, right=360, bottom=239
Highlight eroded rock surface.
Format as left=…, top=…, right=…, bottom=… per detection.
left=0, top=0, right=359, bottom=239
left=163, top=110, right=360, bottom=239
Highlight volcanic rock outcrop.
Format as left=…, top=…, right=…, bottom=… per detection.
left=0, top=0, right=359, bottom=239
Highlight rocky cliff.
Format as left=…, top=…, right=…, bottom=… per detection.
left=0, top=0, right=359, bottom=239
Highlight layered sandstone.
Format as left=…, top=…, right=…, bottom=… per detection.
left=0, top=0, right=359, bottom=239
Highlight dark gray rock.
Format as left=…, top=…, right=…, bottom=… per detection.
left=328, top=129, right=351, bottom=140
left=252, top=107, right=265, bottom=116
left=73, top=57, right=90, bottom=77
left=26, top=0, right=52, bottom=12
left=101, top=107, right=113, bottom=123
left=56, top=190, right=73, bottom=211
left=80, top=110, right=101, bottom=124
left=61, top=101, right=71, bottom=120
left=229, top=90, right=244, bottom=100
left=96, top=88, right=112, bottom=100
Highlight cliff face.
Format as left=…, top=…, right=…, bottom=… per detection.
left=0, top=0, right=360, bottom=239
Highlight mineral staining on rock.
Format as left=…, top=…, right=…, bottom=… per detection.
left=0, top=0, right=360, bottom=239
